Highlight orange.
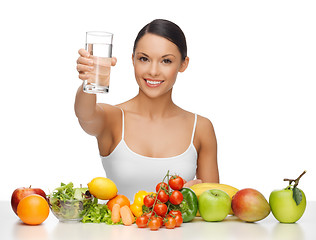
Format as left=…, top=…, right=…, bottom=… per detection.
left=17, top=194, right=50, bottom=225
left=107, top=194, right=130, bottom=211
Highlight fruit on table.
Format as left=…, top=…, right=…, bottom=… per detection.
left=88, top=177, right=117, bottom=200
left=130, top=190, right=149, bottom=217
left=269, top=171, right=307, bottom=223
left=11, top=186, right=47, bottom=215
left=106, top=194, right=130, bottom=211
left=17, top=194, right=50, bottom=225
left=135, top=171, right=185, bottom=230
left=198, top=189, right=231, bottom=222
left=178, top=188, right=198, bottom=222
left=231, top=188, right=270, bottom=222
left=190, top=183, right=239, bottom=215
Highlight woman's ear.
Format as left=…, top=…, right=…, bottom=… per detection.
left=179, top=56, right=189, bottom=72
left=132, top=54, right=135, bottom=66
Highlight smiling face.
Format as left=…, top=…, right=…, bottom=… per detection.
left=132, top=33, right=189, bottom=99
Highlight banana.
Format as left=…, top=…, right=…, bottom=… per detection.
left=189, top=183, right=239, bottom=215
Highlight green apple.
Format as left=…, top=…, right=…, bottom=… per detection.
left=269, top=188, right=306, bottom=223
left=269, top=170, right=307, bottom=223
left=198, top=189, right=231, bottom=222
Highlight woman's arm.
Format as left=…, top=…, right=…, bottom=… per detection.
left=74, top=49, right=117, bottom=137
left=195, top=116, right=219, bottom=183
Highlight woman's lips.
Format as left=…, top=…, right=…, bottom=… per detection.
left=144, top=79, right=164, bottom=88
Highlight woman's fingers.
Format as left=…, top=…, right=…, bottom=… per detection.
left=77, top=63, right=93, bottom=73
left=183, top=179, right=203, bottom=188
left=111, top=57, right=117, bottom=66
left=77, top=56, right=93, bottom=66
left=76, top=48, right=116, bottom=81
left=78, top=48, right=90, bottom=57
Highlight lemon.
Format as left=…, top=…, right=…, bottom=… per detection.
left=88, top=177, right=118, bottom=200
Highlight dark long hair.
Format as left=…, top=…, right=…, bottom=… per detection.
left=133, top=19, right=187, bottom=60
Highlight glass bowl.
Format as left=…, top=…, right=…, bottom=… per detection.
left=48, top=196, right=93, bottom=222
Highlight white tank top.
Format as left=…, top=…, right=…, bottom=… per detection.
left=101, top=109, right=198, bottom=201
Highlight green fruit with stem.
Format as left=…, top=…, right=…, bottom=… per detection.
left=269, top=171, right=307, bottom=223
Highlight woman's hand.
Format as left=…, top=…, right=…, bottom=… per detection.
left=76, top=48, right=117, bottom=81
left=183, top=179, right=203, bottom=188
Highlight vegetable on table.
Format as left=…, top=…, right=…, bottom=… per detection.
left=81, top=198, right=122, bottom=224
left=130, top=190, right=149, bottom=217
left=111, top=204, right=121, bottom=223
left=48, top=182, right=92, bottom=220
left=178, top=188, right=198, bottom=222
left=120, top=205, right=135, bottom=226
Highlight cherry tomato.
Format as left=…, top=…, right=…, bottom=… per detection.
left=174, top=214, right=183, bottom=227
left=154, top=203, right=168, bottom=217
left=156, top=215, right=164, bottom=226
left=136, top=215, right=149, bottom=228
left=169, top=190, right=183, bottom=205
left=169, top=176, right=184, bottom=190
left=148, top=217, right=161, bottom=231
left=143, top=211, right=154, bottom=219
left=157, top=190, right=169, bottom=203
left=165, top=216, right=176, bottom=229
left=144, top=194, right=155, bottom=208
left=156, top=182, right=169, bottom=192
left=168, top=210, right=182, bottom=217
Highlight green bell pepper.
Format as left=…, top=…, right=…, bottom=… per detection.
left=179, top=188, right=198, bottom=222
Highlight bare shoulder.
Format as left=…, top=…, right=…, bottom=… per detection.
left=98, top=103, right=122, bottom=121
left=196, top=115, right=215, bottom=132
left=195, top=115, right=216, bottom=151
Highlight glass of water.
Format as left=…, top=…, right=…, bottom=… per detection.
left=83, top=31, right=113, bottom=94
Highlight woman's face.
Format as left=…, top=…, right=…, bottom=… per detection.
left=132, top=33, right=189, bottom=99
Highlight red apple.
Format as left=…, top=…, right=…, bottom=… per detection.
left=11, top=186, right=47, bottom=215
left=231, top=188, right=270, bottom=222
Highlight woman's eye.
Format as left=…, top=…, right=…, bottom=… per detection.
left=162, top=59, right=172, bottom=64
left=139, top=56, right=148, bottom=62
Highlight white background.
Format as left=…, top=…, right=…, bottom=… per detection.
left=1, top=0, right=315, bottom=201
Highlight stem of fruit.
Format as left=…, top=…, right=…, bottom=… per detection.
left=284, top=170, right=307, bottom=188
left=150, top=170, right=170, bottom=218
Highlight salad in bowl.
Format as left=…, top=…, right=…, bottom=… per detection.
left=48, top=182, right=93, bottom=222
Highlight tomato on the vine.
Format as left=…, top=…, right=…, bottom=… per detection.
left=169, top=175, right=184, bottom=190
left=156, top=182, right=169, bottom=192
left=154, top=203, right=168, bottom=217
left=144, top=194, right=155, bottom=208
left=169, top=190, right=183, bottom=205
left=165, top=216, right=176, bottom=229
left=157, top=190, right=169, bottom=203
left=136, top=215, right=149, bottom=228
left=174, top=214, right=183, bottom=227
left=168, top=210, right=182, bottom=217
left=148, top=216, right=161, bottom=230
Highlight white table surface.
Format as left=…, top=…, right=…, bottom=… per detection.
left=1, top=201, right=315, bottom=240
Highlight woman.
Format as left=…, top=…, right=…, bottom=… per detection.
left=75, top=19, right=219, bottom=200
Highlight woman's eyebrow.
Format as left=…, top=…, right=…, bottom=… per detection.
left=162, top=54, right=176, bottom=58
left=136, top=52, right=149, bottom=57
left=136, top=52, right=176, bottom=58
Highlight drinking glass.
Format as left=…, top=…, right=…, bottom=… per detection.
left=83, top=31, right=113, bottom=94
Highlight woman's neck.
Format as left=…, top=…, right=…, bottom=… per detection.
left=133, top=89, right=178, bottom=119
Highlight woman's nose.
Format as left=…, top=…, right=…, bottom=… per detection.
left=149, top=62, right=160, bottom=77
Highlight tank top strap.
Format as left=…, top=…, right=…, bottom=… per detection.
left=190, top=114, right=197, bottom=144
left=120, top=108, right=125, bottom=139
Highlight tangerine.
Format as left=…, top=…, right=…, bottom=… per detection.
left=107, top=194, right=130, bottom=211
left=17, top=194, right=49, bottom=225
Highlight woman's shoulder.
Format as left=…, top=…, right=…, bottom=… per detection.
left=194, top=114, right=216, bottom=146
left=196, top=114, right=214, bottom=129
left=179, top=108, right=213, bottom=127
